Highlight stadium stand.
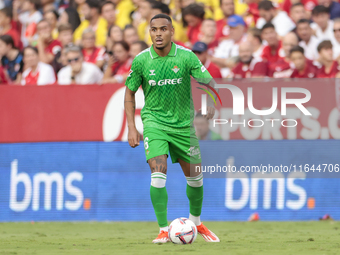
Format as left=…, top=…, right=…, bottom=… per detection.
left=0, top=0, right=339, bottom=84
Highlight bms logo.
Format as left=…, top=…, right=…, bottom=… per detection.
left=149, top=78, right=183, bottom=86
left=225, top=158, right=308, bottom=211
left=9, top=160, right=85, bottom=212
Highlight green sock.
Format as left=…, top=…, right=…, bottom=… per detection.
left=150, top=186, right=168, bottom=227
left=186, top=184, right=203, bottom=216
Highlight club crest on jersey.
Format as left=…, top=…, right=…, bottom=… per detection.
left=187, top=146, right=200, bottom=157
left=128, top=69, right=133, bottom=77
left=149, top=70, right=156, bottom=75
left=172, top=66, right=180, bottom=73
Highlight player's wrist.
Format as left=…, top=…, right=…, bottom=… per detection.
left=206, top=100, right=215, bottom=108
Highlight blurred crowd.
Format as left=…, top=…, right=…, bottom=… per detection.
left=0, top=0, right=340, bottom=85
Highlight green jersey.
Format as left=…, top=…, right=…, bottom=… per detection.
left=125, top=42, right=212, bottom=133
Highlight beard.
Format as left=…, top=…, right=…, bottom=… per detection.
left=155, top=45, right=166, bottom=50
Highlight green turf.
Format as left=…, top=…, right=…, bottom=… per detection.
left=0, top=221, right=339, bottom=255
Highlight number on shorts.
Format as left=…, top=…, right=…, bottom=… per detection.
left=144, top=137, right=149, bottom=150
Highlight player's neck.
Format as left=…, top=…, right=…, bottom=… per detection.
left=153, top=42, right=172, bottom=57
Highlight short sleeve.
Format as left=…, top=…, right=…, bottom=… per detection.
left=125, top=57, right=142, bottom=91
left=189, top=52, right=212, bottom=84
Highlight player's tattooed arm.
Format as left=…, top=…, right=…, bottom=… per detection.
left=149, top=155, right=167, bottom=174
left=125, top=88, right=140, bottom=147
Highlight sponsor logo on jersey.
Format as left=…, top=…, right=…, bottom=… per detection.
left=172, top=66, right=180, bottom=73
left=149, top=80, right=156, bottom=86
left=128, top=69, right=133, bottom=77
left=149, top=70, right=156, bottom=75
left=149, top=78, right=183, bottom=86
left=201, top=65, right=206, bottom=72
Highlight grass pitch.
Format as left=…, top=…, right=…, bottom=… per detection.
left=1, top=221, right=339, bottom=255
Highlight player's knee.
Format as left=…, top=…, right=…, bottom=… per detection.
left=186, top=173, right=203, bottom=187
left=151, top=172, right=167, bottom=188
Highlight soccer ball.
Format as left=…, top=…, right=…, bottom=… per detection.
left=169, top=218, right=197, bottom=244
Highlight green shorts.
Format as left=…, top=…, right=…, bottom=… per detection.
left=143, top=127, right=201, bottom=164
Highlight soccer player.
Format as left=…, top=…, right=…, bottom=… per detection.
left=124, top=14, right=220, bottom=244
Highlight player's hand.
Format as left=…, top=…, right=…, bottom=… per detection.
left=205, top=106, right=215, bottom=120
left=128, top=127, right=140, bottom=148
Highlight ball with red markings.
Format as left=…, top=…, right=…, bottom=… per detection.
left=169, top=218, right=197, bottom=244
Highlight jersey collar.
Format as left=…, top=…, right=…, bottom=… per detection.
left=150, top=42, right=177, bottom=59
